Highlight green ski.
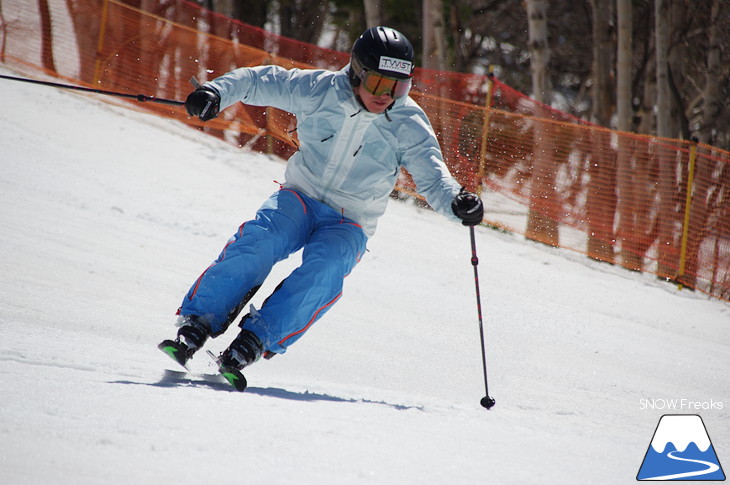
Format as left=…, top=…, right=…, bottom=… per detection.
left=207, top=350, right=248, bottom=392
left=158, top=339, right=190, bottom=371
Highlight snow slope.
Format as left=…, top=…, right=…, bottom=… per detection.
left=1, top=69, right=728, bottom=484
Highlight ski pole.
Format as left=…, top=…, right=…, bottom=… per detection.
left=469, top=225, right=496, bottom=409
left=0, top=74, right=184, bottom=106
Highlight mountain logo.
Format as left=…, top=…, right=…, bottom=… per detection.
left=637, top=414, right=725, bottom=481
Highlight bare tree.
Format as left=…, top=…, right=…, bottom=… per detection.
left=524, top=0, right=559, bottom=247
left=526, top=0, right=550, bottom=105
left=590, top=0, right=612, bottom=127
left=585, top=0, right=616, bottom=263
left=422, top=0, right=447, bottom=71
left=616, top=0, right=632, bottom=133
left=655, top=0, right=675, bottom=278
left=655, top=0, right=670, bottom=139
left=614, top=0, right=641, bottom=270
left=698, top=0, right=722, bottom=146
left=682, top=0, right=723, bottom=287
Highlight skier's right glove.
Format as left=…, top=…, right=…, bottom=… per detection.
left=452, top=188, right=484, bottom=226
left=185, top=87, right=221, bottom=121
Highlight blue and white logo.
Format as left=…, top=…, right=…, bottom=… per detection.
left=637, top=414, right=725, bottom=481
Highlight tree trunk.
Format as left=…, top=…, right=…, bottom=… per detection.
left=655, top=0, right=670, bottom=136
left=615, top=0, right=640, bottom=269
left=586, top=128, right=618, bottom=263
left=682, top=0, right=722, bottom=287
left=585, top=0, right=616, bottom=262
left=616, top=138, right=643, bottom=270
left=65, top=0, right=101, bottom=82
left=698, top=0, right=721, bottom=146
left=590, top=0, right=612, bottom=127
left=422, top=0, right=446, bottom=71
left=616, top=0, right=632, bottom=133
left=363, top=0, right=383, bottom=28
left=39, top=0, right=57, bottom=74
left=422, top=0, right=448, bottom=156
left=525, top=0, right=559, bottom=247
left=526, top=118, right=561, bottom=247
left=655, top=0, right=675, bottom=278
left=526, top=0, right=550, bottom=104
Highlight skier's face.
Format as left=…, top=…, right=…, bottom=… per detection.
left=356, top=85, right=394, bottom=113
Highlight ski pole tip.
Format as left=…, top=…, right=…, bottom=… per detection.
left=480, top=396, right=496, bottom=409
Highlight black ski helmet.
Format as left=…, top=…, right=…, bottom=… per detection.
left=349, top=26, right=415, bottom=97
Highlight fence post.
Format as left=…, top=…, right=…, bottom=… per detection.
left=476, top=66, right=495, bottom=196
left=677, top=137, right=698, bottom=289
left=93, top=0, right=111, bottom=85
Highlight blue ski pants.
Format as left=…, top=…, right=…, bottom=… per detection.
left=179, top=189, right=368, bottom=354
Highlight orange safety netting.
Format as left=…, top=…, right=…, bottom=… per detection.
left=2, top=0, right=729, bottom=302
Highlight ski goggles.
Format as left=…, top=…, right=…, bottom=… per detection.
left=358, top=69, right=412, bottom=99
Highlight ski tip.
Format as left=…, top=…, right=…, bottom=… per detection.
left=205, top=350, right=247, bottom=392
left=220, top=367, right=248, bottom=392
left=158, top=339, right=190, bottom=371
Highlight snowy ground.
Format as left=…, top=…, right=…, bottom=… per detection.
left=1, top=68, right=728, bottom=484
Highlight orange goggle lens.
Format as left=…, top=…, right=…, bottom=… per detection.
left=360, top=71, right=411, bottom=99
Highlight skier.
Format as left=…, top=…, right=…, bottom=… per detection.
left=161, top=26, right=484, bottom=384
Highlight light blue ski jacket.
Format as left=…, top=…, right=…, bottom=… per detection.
left=205, top=65, right=462, bottom=237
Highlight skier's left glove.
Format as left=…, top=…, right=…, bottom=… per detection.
left=185, top=87, right=220, bottom=121
left=452, top=188, right=484, bottom=226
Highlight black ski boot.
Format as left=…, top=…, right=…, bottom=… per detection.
left=220, top=329, right=263, bottom=369
left=158, top=316, right=211, bottom=369
left=211, top=329, right=264, bottom=391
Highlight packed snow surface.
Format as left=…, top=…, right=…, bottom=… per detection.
left=1, top=68, right=728, bottom=484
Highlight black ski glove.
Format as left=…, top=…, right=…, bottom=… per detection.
left=185, top=87, right=221, bottom=121
left=452, top=188, right=484, bottom=226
